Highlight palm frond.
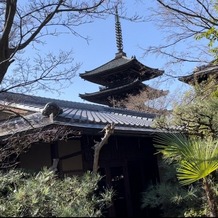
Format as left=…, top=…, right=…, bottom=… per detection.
left=154, top=133, right=190, bottom=160
left=178, top=139, right=218, bottom=185
left=154, top=133, right=218, bottom=186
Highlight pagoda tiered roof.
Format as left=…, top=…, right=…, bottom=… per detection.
left=79, top=7, right=167, bottom=107
left=80, top=55, right=164, bottom=86
left=79, top=78, right=167, bottom=106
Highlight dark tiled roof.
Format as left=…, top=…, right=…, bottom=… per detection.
left=0, top=92, right=160, bottom=136
left=179, top=63, right=218, bottom=85
left=79, top=80, right=168, bottom=106
left=80, top=56, right=133, bottom=77
left=79, top=79, right=144, bottom=105
left=80, top=56, right=164, bottom=84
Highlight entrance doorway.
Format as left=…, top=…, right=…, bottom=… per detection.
left=99, top=159, right=159, bottom=217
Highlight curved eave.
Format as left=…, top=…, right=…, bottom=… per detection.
left=140, top=67, right=164, bottom=81
left=80, top=57, right=164, bottom=85
left=80, top=79, right=143, bottom=100
left=79, top=79, right=167, bottom=105
left=179, top=64, right=218, bottom=85
left=80, top=56, right=132, bottom=78
left=178, top=74, right=194, bottom=84
left=79, top=80, right=145, bottom=105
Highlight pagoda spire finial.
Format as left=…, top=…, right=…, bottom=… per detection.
left=115, top=6, right=126, bottom=58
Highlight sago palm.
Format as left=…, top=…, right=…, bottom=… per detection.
left=154, top=133, right=218, bottom=217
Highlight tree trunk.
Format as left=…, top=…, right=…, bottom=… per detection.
left=203, top=177, right=218, bottom=217
left=0, top=59, right=10, bottom=83
left=92, top=123, right=115, bottom=173
left=0, top=0, right=17, bottom=83
left=0, top=41, right=11, bottom=83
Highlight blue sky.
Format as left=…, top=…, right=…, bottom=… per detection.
left=18, top=1, right=197, bottom=103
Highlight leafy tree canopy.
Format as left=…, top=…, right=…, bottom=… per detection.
left=0, top=168, right=113, bottom=217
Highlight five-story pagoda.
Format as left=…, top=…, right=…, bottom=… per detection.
left=79, top=8, right=166, bottom=107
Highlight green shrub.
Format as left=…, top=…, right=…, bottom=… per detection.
left=0, top=168, right=113, bottom=217
left=141, top=161, right=217, bottom=217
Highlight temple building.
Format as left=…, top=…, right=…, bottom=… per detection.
left=79, top=9, right=167, bottom=107
left=179, top=60, right=218, bottom=85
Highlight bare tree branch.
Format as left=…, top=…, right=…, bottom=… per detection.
left=0, top=0, right=117, bottom=83
left=142, top=0, right=218, bottom=74
left=93, top=123, right=115, bottom=173
left=0, top=125, right=81, bottom=169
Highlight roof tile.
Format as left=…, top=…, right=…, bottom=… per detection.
left=0, top=92, right=160, bottom=135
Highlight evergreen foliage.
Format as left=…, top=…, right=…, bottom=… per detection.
left=154, top=78, right=218, bottom=139
left=141, top=162, right=207, bottom=217
left=142, top=77, right=218, bottom=217
left=0, top=168, right=113, bottom=217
